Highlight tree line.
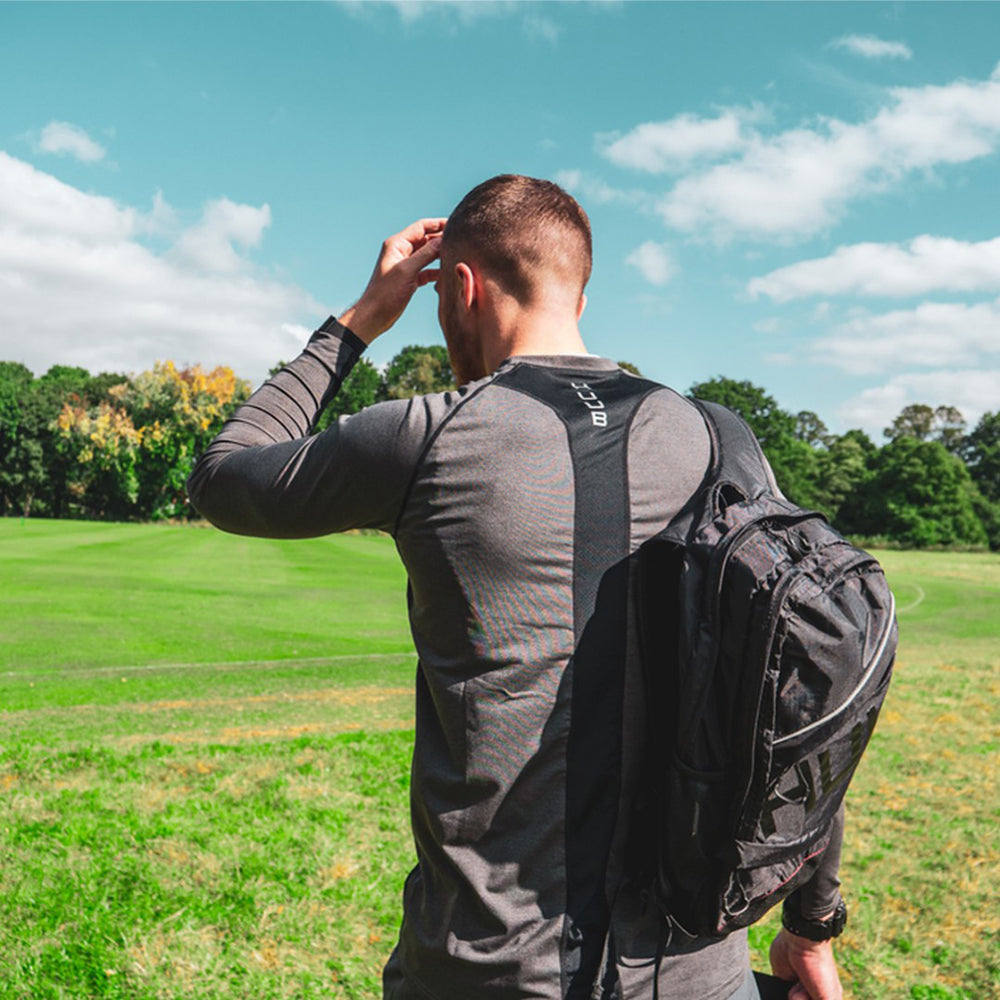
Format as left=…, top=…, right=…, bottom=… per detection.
left=1, top=349, right=997, bottom=550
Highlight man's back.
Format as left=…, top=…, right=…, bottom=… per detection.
left=396, top=354, right=713, bottom=997
left=190, top=177, right=846, bottom=1000
left=191, top=333, right=759, bottom=998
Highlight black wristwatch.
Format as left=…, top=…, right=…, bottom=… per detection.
left=781, top=895, right=848, bottom=941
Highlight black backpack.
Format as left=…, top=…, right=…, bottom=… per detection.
left=636, top=400, right=897, bottom=939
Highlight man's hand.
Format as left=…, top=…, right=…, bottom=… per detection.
left=770, top=929, right=844, bottom=1000
left=338, top=218, right=446, bottom=344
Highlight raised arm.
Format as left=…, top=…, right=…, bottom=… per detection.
left=187, top=219, right=445, bottom=537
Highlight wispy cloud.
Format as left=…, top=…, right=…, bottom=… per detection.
left=838, top=370, right=999, bottom=434
left=812, top=299, right=1000, bottom=375
left=0, top=152, right=322, bottom=383
left=830, top=34, right=913, bottom=61
left=36, top=121, right=107, bottom=163
left=170, top=198, right=273, bottom=274
left=598, top=105, right=767, bottom=173
left=749, top=236, right=1000, bottom=301
left=343, top=1, right=560, bottom=41
left=625, top=241, right=675, bottom=286
left=592, top=64, right=1000, bottom=243
left=555, top=169, right=652, bottom=209
left=522, top=12, right=560, bottom=44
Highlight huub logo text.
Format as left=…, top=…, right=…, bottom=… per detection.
left=570, top=381, right=607, bottom=427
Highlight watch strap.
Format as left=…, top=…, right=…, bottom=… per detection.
left=781, top=895, right=848, bottom=941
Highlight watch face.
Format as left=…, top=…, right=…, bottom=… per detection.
left=830, top=899, right=848, bottom=936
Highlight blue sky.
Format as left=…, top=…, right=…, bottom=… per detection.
left=1, top=1, right=998, bottom=437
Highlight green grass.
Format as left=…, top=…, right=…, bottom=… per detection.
left=1, top=520, right=998, bottom=998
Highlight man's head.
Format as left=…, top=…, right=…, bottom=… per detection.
left=437, top=175, right=592, bottom=383
left=440, top=174, right=592, bottom=304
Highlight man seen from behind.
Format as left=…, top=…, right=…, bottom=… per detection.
left=188, top=175, right=846, bottom=1000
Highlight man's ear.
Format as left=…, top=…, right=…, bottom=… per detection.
left=456, top=262, right=476, bottom=311
left=577, top=293, right=587, bottom=321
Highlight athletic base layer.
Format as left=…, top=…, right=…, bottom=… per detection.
left=188, top=318, right=841, bottom=1000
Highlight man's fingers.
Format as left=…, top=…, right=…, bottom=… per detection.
left=396, top=217, right=448, bottom=246
left=402, top=235, right=442, bottom=274
left=417, top=267, right=441, bottom=287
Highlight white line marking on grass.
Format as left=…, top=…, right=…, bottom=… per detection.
left=895, top=584, right=926, bottom=614
left=3, top=652, right=416, bottom=680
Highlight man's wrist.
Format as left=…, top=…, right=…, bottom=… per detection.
left=313, top=316, right=369, bottom=361
left=782, top=894, right=848, bottom=941
left=336, top=302, right=380, bottom=345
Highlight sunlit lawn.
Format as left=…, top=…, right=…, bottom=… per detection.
left=1, top=520, right=997, bottom=998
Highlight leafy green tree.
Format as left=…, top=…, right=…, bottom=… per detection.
left=930, top=405, right=967, bottom=454
left=382, top=345, right=454, bottom=400
left=53, top=361, right=249, bottom=520
left=53, top=398, right=140, bottom=519
left=689, top=377, right=797, bottom=451
left=688, top=376, right=817, bottom=504
left=860, top=437, right=987, bottom=548
left=0, top=362, right=35, bottom=515
left=0, top=364, right=121, bottom=518
left=962, top=411, right=1000, bottom=503
left=885, top=403, right=966, bottom=453
left=617, top=361, right=644, bottom=376
left=317, top=357, right=383, bottom=431
left=794, top=410, right=829, bottom=448
left=119, top=362, right=249, bottom=519
left=969, top=489, right=1000, bottom=551
left=961, top=412, right=1000, bottom=550
left=36, top=367, right=97, bottom=516
left=813, top=430, right=876, bottom=532
left=885, top=403, right=934, bottom=443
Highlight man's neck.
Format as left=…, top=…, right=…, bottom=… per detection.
left=482, top=307, right=589, bottom=374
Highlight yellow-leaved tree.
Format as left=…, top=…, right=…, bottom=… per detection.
left=55, top=362, right=249, bottom=520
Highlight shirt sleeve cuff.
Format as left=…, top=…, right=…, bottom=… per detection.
left=314, top=315, right=368, bottom=358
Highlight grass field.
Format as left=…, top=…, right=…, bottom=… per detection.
left=1, top=519, right=997, bottom=999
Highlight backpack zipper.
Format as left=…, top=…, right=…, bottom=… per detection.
left=773, top=590, right=896, bottom=746
left=724, top=530, right=875, bottom=828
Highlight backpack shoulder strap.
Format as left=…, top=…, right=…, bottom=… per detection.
left=693, top=399, right=775, bottom=505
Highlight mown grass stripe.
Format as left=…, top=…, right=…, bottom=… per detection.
left=3, top=651, right=417, bottom=680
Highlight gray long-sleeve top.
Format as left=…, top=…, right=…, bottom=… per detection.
left=188, top=318, right=841, bottom=1000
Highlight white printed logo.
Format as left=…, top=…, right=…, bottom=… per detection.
left=570, top=381, right=608, bottom=427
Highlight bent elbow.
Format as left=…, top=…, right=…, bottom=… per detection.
left=186, top=458, right=220, bottom=526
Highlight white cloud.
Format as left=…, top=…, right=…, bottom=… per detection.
left=522, top=13, right=560, bottom=44
left=830, top=34, right=913, bottom=60
left=143, top=189, right=178, bottom=235
left=36, top=121, right=107, bottom=162
left=839, top=370, right=1000, bottom=434
left=0, top=152, right=323, bottom=384
left=345, top=1, right=560, bottom=40
left=554, top=169, right=652, bottom=209
left=813, top=299, right=1000, bottom=375
left=598, top=106, right=766, bottom=173
left=0, top=151, right=133, bottom=242
left=625, top=241, right=675, bottom=286
left=170, top=198, right=272, bottom=274
left=749, top=235, right=1000, bottom=301
left=653, top=65, right=1000, bottom=241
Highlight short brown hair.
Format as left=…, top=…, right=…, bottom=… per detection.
left=441, top=175, right=592, bottom=304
